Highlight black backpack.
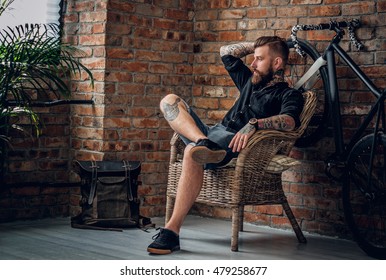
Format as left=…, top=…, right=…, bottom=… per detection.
left=71, top=160, right=153, bottom=231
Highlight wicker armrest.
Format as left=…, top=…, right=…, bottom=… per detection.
left=235, top=129, right=299, bottom=177
left=169, top=133, right=186, bottom=164
left=248, top=129, right=300, bottom=144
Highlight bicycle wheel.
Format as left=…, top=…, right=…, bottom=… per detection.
left=343, top=133, right=386, bottom=259
left=286, top=39, right=329, bottom=147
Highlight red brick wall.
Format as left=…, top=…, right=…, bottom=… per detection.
left=1, top=0, right=385, bottom=240
left=63, top=0, right=195, bottom=218
left=190, top=0, right=385, bottom=238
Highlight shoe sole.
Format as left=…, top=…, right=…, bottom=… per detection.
left=191, top=146, right=227, bottom=165
left=147, top=246, right=180, bottom=255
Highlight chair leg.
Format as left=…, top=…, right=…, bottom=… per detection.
left=231, top=207, right=240, bottom=251
left=165, top=195, right=174, bottom=224
left=239, top=205, right=244, bottom=232
left=282, top=201, right=307, bottom=243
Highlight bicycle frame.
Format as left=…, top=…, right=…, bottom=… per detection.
left=327, top=41, right=385, bottom=160
left=292, top=20, right=386, bottom=260
left=296, top=37, right=386, bottom=161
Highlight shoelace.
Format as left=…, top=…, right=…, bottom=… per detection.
left=152, top=227, right=163, bottom=240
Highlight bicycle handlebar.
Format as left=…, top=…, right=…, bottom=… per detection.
left=291, top=19, right=365, bottom=57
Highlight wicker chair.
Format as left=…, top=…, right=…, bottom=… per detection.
left=165, top=90, right=317, bottom=251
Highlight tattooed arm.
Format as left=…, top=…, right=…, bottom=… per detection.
left=220, top=42, right=255, bottom=58
left=257, top=114, right=296, bottom=131
left=228, top=114, right=296, bottom=152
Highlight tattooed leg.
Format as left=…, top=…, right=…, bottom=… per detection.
left=162, top=98, right=182, bottom=122
left=160, top=94, right=206, bottom=142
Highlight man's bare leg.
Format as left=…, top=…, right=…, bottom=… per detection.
left=164, top=145, right=204, bottom=234
left=147, top=145, right=204, bottom=254
left=147, top=95, right=226, bottom=254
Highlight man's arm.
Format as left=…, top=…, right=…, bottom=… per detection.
left=228, top=114, right=296, bottom=153
left=256, top=114, right=296, bottom=131
left=220, top=42, right=255, bottom=58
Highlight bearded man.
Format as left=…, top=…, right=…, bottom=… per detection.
left=147, top=36, right=304, bottom=255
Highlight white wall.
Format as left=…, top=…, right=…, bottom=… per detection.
left=0, top=0, right=61, bottom=30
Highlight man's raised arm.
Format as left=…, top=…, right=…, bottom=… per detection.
left=220, top=42, right=255, bottom=58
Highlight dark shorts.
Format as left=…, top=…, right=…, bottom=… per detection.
left=179, top=106, right=238, bottom=170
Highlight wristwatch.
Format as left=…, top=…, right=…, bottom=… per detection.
left=248, top=118, right=259, bottom=129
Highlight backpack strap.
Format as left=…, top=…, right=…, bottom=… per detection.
left=88, top=160, right=98, bottom=205
left=122, top=160, right=134, bottom=201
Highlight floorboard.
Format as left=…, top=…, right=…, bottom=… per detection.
left=0, top=215, right=374, bottom=260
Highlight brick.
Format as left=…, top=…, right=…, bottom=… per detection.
left=79, top=11, right=107, bottom=22
left=247, top=8, right=276, bottom=18
left=134, top=27, right=162, bottom=39
left=195, top=10, right=218, bottom=21
left=8, top=161, right=38, bottom=173
left=63, top=13, right=79, bottom=23
left=379, top=1, right=386, bottom=12
left=72, top=127, right=104, bottom=140
left=154, top=18, right=178, bottom=30
left=324, top=0, right=351, bottom=3
left=277, top=6, right=308, bottom=18
left=290, top=0, right=321, bottom=4
left=149, top=63, right=174, bottom=74
left=212, top=207, right=232, bottom=219
left=106, top=48, right=134, bottom=59
left=116, top=83, right=145, bottom=95
left=208, top=0, right=231, bottom=9
left=164, top=9, right=191, bottom=20
left=71, top=1, right=95, bottom=12
left=135, top=3, right=164, bottom=17
left=218, top=31, right=245, bottom=41
left=121, top=61, right=149, bottom=72
left=219, top=9, right=246, bottom=19
left=211, top=20, right=238, bottom=31
left=193, top=97, right=220, bottom=109
left=232, top=0, right=253, bottom=8
left=104, top=117, right=132, bottom=128
left=82, top=140, right=103, bottom=151
left=108, top=1, right=135, bottom=12
left=308, top=5, right=341, bottom=16
left=133, top=73, right=161, bottom=84
left=342, top=1, right=376, bottom=15
left=132, top=118, right=159, bottom=129
left=267, top=18, right=298, bottom=30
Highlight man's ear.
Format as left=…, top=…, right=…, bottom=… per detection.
left=274, top=57, right=284, bottom=70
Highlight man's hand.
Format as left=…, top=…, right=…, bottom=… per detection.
left=228, top=123, right=256, bottom=153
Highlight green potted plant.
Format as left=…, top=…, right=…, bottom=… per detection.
left=0, top=0, right=94, bottom=181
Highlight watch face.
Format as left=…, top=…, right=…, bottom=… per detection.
left=249, top=118, right=258, bottom=125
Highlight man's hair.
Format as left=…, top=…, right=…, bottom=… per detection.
left=254, top=36, right=289, bottom=64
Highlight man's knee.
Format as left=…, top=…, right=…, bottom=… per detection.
left=160, top=94, right=178, bottom=111
left=160, top=94, right=188, bottom=116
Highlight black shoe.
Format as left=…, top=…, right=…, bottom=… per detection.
left=147, top=228, right=180, bottom=255
left=191, top=139, right=227, bottom=165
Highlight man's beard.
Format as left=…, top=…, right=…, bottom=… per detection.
left=251, top=67, right=274, bottom=85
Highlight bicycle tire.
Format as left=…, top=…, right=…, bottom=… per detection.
left=286, top=39, right=330, bottom=147
left=343, top=133, right=386, bottom=259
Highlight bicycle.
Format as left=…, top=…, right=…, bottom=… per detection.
left=283, top=19, right=386, bottom=259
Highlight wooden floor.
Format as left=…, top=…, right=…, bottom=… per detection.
left=0, top=215, right=374, bottom=260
